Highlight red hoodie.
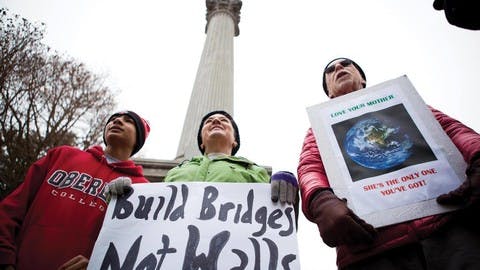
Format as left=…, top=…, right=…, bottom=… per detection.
left=0, top=145, right=149, bottom=270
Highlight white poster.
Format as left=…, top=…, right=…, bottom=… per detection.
left=307, top=75, right=466, bottom=228
left=88, top=182, right=300, bottom=270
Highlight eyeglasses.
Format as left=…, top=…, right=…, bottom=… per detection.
left=324, top=59, right=353, bottom=74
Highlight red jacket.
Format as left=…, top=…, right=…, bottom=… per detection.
left=298, top=107, right=480, bottom=267
left=0, top=145, right=149, bottom=270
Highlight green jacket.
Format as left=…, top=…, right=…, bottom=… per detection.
left=165, top=155, right=269, bottom=183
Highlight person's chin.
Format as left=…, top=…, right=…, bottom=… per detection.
left=207, top=131, right=226, bottom=138
left=106, top=132, right=122, bottom=140
left=332, top=84, right=355, bottom=97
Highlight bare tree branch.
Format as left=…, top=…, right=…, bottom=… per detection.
left=0, top=8, right=117, bottom=199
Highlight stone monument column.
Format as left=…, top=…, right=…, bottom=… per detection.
left=176, top=0, right=242, bottom=160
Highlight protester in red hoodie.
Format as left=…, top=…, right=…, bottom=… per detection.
left=0, top=110, right=151, bottom=270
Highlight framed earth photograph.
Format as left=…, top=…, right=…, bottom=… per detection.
left=332, top=103, right=437, bottom=182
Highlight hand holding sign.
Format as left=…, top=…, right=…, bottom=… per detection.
left=437, top=154, right=480, bottom=209
left=270, top=171, right=298, bottom=204
left=105, top=176, right=133, bottom=203
left=58, top=255, right=89, bottom=270
left=309, top=190, right=377, bottom=247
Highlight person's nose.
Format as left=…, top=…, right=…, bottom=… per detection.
left=112, top=116, right=124, bottom=125
left=334, top=62, right=344, bottom=72
left=211, top=117, right=221, bottom=124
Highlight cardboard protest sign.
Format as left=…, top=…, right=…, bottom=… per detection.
left=88, top=182, right=300, bottom=270
left=307, top=75, right=466, bottom=228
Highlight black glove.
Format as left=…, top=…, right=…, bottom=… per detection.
left=437, top=155, right=480, bottom=208
left=309, top=190, right=377, bottom=247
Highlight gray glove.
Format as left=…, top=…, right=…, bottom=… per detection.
left=271, top=171, right=298, bottom=204
left=105, top=176, right=132, bottom=202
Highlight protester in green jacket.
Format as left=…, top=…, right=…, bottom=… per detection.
left=165, top=110, right=269, bottom=184
left=165, top=155, right=269, bottom=183
left=165, top=110, right=298, bottom=206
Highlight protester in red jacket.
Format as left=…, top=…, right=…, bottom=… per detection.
left=298, top=58, right=480, bottom=269
left=0, top=111, right=151, bottom=270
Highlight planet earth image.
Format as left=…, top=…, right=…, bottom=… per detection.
left=344, top=118, right=413, bottom=170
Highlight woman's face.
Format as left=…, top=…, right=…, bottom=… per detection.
left=200, top=113, right=237, bottom=153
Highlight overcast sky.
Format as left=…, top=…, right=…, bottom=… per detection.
left=3, top=0, right=480, bottom=269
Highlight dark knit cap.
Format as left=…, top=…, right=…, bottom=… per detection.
left=322, top=57, right=367, bottom=96
left=197, top=110, right=240, bottom=156
left=103, top=110, right=150, bottom=156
